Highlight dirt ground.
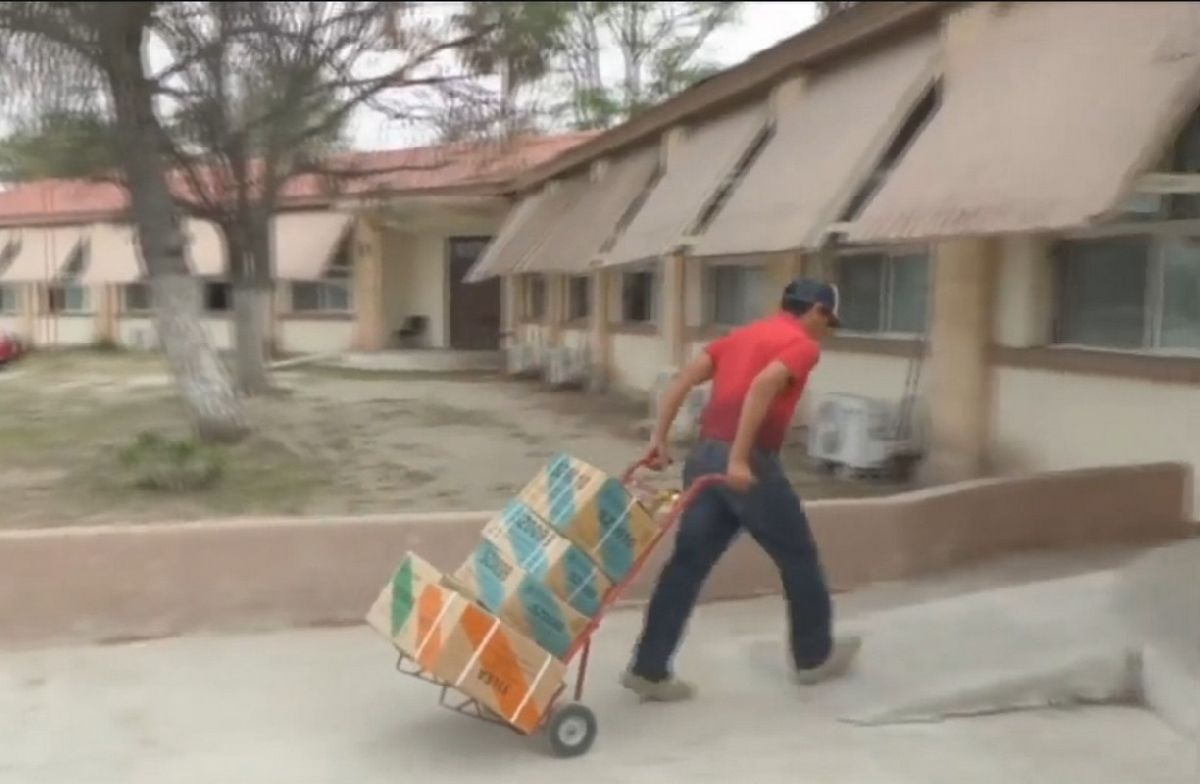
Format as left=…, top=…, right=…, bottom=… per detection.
left=0, top=350, right=907, bottom=528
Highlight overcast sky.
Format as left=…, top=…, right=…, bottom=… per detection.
left=347, top=1, right=820, bottom=149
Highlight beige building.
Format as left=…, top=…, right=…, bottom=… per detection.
left=468, top=1, right=1200, bottom=513
left=0, top=135, right=592, bottom=357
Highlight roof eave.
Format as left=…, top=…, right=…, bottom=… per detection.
left=513, top=1, right=950, bottom=192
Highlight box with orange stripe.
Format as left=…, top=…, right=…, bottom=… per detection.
left=366, top=552, right=566, bottom=735
left=449, top=537, right=591, bottom=660
left=518, top=453, right=660, bottom=583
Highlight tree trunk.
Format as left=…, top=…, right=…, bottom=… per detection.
left=231, top=280, right=272, bottom=395
left=102, top=16, right=248, bottom=441
left=152, top=274, right=249, bottom=441
left=224, top=223, right=273, bottom=395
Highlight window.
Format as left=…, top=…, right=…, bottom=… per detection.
left=709, top=264, right=768, bottom=326
left=522, top=275, right=546, bottom=320
left=124, top=283, right=152, bottom=313
left=836, top=251, right=929, bottom=335
left=621, top=269, right=657, bottom=324
left=205, top=281, right=231, bottom=312
left=291, top=238, right=353, bottom=314
left=1054, top=235, right=1200, bottom=352
left=0, top=285, right=20, bottom=314
left=48, top=240, right=91, bottom=314
left=567, top=276, right=591, bottom=321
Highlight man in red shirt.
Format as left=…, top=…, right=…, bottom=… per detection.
left=622, top=279, right=862, bottom=701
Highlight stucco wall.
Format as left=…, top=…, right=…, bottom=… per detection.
left=0, top=462, right=1188, bottom=647
left=381, top=231, right=448, bottom=349
left=610, top=332, right=664, bottom=392
left=35, top=316, right=96, bottom=346
left=992, top=368, right=1200, bottom=517
left=278, top=320, right=355, bottom=355
left=0, top=315, right=25, bottom=339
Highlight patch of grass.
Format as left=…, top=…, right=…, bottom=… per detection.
left=118, top=431, right=225, bottom=491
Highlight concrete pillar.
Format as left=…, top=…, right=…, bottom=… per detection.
left=922, top=237, right=998, bottom=484
left=351, top=217, right=386, bottom=352
left=95, top=285, right=118, bottom=344
left=20, top=283, right=37, bottom=343
left=501, top=275, right=518, bottom=349
left=662, top=253, right=686, bottom=367
left=993, top=235, right=1053, bottom=348
left=765, top=250, right=805, bottom=315
left=588, top=269, right=611, bottom=392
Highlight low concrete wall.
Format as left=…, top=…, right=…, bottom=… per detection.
left=0, top=463, right=1191, bottom=647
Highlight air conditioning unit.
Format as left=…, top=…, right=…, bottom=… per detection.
left=505, top=342, right=543, bottom=377
left=807, top=393, right=924, bottom=479
left=649, top=368, right=711, bottom=441
left=544, top=346, right=589, bottom=389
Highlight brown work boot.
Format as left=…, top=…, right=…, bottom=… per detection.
left=620, top=670, right=697, bottom=702
left=794, top=635, right=862, bottom=686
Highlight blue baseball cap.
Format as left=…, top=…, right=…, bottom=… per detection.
left=782, top=278, right=840, bottom=327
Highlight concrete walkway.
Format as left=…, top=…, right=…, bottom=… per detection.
left=1, top=568, right=1196, bottom=784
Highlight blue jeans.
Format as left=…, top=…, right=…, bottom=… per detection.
left=631, top=439, right=833, bottom=679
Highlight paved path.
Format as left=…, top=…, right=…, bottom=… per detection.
left=1, top=585, right=1195, bottom=784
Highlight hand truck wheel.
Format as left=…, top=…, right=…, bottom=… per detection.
left=546, top=702, right=597, bottom=758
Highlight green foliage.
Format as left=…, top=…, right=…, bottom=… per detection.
left=118, top=431, right=226, bottom=492
left=0, top=110, right=119, bottom=182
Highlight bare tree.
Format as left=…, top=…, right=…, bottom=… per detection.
left=0, top=2, right=248, bottom=441
left=154, top=1, right=489, bottom=393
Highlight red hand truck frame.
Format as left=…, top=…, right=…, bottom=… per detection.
left=392, top=457, right=725, bottom=758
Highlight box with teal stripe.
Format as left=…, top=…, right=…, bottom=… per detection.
left=518, top=453, right=660, bottom=583
left=450, top=537, right=590, bottom=660
left=479, top=499, right=612, bottom=618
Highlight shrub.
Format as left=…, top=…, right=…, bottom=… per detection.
left=118, top=431, right=225, bottom=491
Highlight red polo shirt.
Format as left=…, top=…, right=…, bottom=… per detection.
left=699, top=313, right=821, bottom=453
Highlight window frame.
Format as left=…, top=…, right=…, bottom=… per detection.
left=123, top=282, right=153, bottom=314
left=706, top=262, right=767, bottom=328
left=619, top=267, right=658, bottom=325
left=0, top=284, right=20, bottom=315
left=48, top=240, right=92, bottom=315
left=521, top=274, right=547, bottom=321
left=566, top=275, right=591, bottom=322
left=1051, top=230, right=1200, bottom=358
left=834, top=247, right=931, bottom=338
left=203, top=280, right=232, bottom=314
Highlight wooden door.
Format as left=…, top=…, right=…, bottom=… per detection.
left=448, top=237, right=500, bottom=350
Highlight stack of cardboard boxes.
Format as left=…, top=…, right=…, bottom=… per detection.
left=367, top=453, right=661, bottom=734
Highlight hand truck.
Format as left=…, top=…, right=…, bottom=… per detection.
left=392, top=457, right=725, bottom=758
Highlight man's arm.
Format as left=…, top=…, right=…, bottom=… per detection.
left=647, top=351, right=715, bottom=466
left=728, top=341, right=820, bottom=487
left=728, top=361, right=791, bottom=472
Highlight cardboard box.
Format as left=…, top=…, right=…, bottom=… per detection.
left=518, top=453, right=660, bottom=582
left=366, top=552, right=565, bottom=735
left=481, top=500, right=612, bottom=618
left=450, top=538, right=591, bottom=660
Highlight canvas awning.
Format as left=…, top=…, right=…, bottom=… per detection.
left=463, top=178, right=590, bottom=281
left=83, top=223, right=142, bottom=284
left=274, top=211, right=353, bottom=281
left=517, top=145, right=660, bottom=274
left=0, top=226, right=88, bottom=282
left=848, top=2, right=1200, bottom=243
left=693, top=31, right=939, bottom=257
left=605, top=102, right=769, bottom=267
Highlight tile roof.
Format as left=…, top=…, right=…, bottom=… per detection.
left=0, top=132, right=596, bottom=227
